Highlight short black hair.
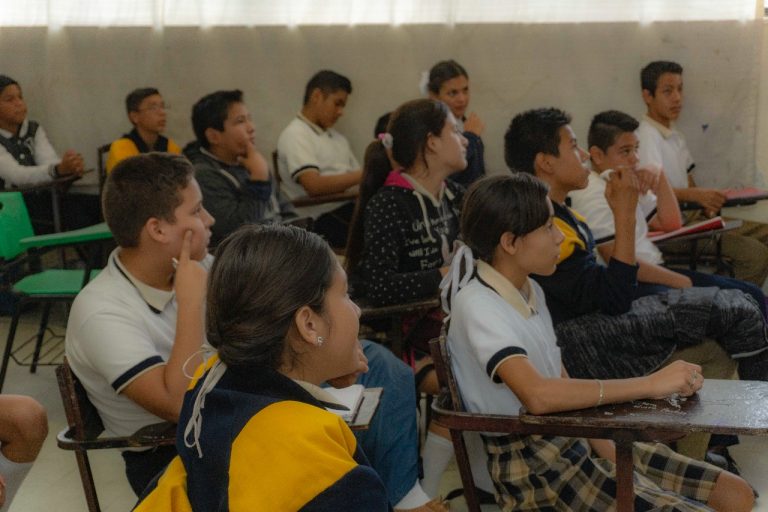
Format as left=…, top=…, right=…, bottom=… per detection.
left=0, top=75, right=19, bottom=95
left=427, top=60, right=468, bottom=94
left=303, top=70, right=352, bottom=105
left=588, top=110, right=639, bottom=153
left=504, top=108, right=572, bottom=175
left=125, top=87, right=160, bottom=113
left=641, top=61, right=683, bottom=96
left=191, top=90, right=243, bottom=149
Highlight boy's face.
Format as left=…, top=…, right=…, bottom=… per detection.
left=643, top=72, right=683, bottom=126
left=208, top=102, right=255, bottom=159
left=591, top=132, right=639, bottom=173
left=545, top=125, right=590, bottom=192
left=162, top=178, right=214, bottom=261
left=431, top=75, right=470, bottom=120
left=129, top=94, right=167, bottom=135
left=0, top=84, right=27, bottom=131
left=312, top=89, right=348, bottom=130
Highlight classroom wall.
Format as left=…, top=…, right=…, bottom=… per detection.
left=0, top=19, right=764, bottom=190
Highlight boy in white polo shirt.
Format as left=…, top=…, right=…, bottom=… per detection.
left=570, top=109, right=766, bottom=313
left=636, top=60, right=768, bottom=287
left=65, top=153, right=213, bottom=495
left=277, top=70, right=362, bottom=248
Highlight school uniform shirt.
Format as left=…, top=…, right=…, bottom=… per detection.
left=106, top=128, right=182, bottom=173
left=276, top=114, right=359, bottom=219
left=65, top=249, right=214, bottom=438
left=134, top=358, right=390, bottom=512
left=569, top=169, right=663, bottom=264
left=636, top=115, right=695, bottom=190
left=532, top=202, right=639, bottom=324
left=0, top=119, right=59, bottom=188
left=447, top=261, right=722, bottom=512
left=352, top=170, right=463, bottom=306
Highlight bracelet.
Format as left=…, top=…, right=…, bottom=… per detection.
left=595, top=379, right=604, bottom=407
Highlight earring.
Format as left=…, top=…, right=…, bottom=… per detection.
left=316, top=336, right=325, bottom=347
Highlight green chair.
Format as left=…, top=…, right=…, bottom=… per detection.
left=0, top=192, right=112, bottom=392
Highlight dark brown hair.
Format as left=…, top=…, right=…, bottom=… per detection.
left=207, top=224, right=335, bottom=371
left=461, top=174, right=550, bottom=262
left=103, top=153, right=193, bottom=247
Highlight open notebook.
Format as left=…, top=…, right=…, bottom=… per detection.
left=648, top=216, right=725, bottom=243
left=324, top=384, right=366, bottom=422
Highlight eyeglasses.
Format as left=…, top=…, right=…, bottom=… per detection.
left=137, top=103, right=169, bottom=113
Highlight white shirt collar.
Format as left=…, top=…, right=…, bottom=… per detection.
left=113, top=250, right=175, bottom=313
left=0, top=118, right=27, bottom=139
left=476, top=260, right=537, bottom=319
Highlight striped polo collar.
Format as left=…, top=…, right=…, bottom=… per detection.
left=112, top=250, right=174, bottom=314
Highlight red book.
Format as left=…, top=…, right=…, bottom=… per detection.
left=648, top=216, right=726, bottom=243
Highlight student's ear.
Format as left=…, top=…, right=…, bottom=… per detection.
left=499, top=232, right=518, bottom=256
left=589, top=146, right=605, bottom=168
left=534, top=152, right=554, bottom=177
left=309, top=88, right=324, bottom=107
left=293, top=305, right=323, bottom=348
left=641, top=88, right=654, bottom=107
left=204, top=127, right=222, bottom=148
left=127, top=110, right=140, bottom=126
left=145, top=217, right=168, bottom=244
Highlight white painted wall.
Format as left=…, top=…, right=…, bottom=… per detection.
left=0, top=20, right=763, bottom=190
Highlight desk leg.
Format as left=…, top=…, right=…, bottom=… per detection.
left=51, top=187, right=67, bottom=266
left=615, top=439, right=635, bottom=512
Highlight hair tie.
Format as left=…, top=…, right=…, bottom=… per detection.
left=378, top=132, right=394, bottom=149
left=418, top=69, right=430, bottom=96
left=439, top=243, right=475, bottom=321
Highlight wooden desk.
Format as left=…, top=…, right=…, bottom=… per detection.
left=359, top=296, right=441, bottom=356
left=520, top=380, right=768, bottom=512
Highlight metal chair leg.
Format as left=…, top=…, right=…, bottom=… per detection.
left=0, top=301, right=23, bottom=392
left=31, top=301, right=52, bottom=373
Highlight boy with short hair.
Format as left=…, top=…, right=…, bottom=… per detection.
left=636, top=60, right=768, bottom=286
left=277, top=70, right=362, bottom=248
left=106, top=87, right=181, bottom=173
left=570, top=110, right=765, bottom=310
left=184, top=89, right=294, bottom=247
left=0, top=75, right=87, bottom=231
left=65, top=153, right=213, bottom=495
left=505, top=107, right=768, bottom=463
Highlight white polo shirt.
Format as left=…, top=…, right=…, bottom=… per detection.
left=276, top=114, right=359, bottom=219
left=569, top=170, right=663, bottom=264
left=65, top=249, right=212, bottom=438
left=636, top=115, right=695, bottom=190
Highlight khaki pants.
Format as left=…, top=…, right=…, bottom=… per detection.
left=661, top=219, right=768, bottom=287
left=662, top=339, right=738, bottom=460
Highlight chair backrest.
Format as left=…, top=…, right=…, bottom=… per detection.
left=429, top=335, right=465, bottom=413
left=0, top=192, right=35, bottom=260
left=96, top=143, right=111, bottom=198
left=56, top=358, right=106, bottom=442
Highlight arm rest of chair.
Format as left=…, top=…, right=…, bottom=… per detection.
left=19, top=222, right=112, bottom=251
left=359, top=296, right=441, bottom=320
left=291, top=190, right=357, bottom=208
left=57, top=421, right=176, bottom=451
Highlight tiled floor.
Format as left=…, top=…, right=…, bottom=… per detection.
left=1, top=308, right=767, bottom=511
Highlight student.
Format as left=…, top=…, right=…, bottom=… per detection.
left=67, top=153, right=433, bottom=510
left=505, top=108, right=768, bottom=463
left=636, top=60, right=768, bottom=286
left=276, top=70, right=361, bottom=249
left=345, top=98, right=466, bottom=497
left=185, top=89, right=294, bottom=247
left=65, top=153, right=212, bottom=495
left=0, top=75, right=87, bottom=231
left=0, top=395, right=47, bottom=510
left=426, top=59, right=485, bottom=186
left=135, top=224, right=391, bottom=511
left=570, top=110, right=766, bottom=314
left=106, top=88, right=181, bottom=173
left=442, top=172, right=754, bottom=512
